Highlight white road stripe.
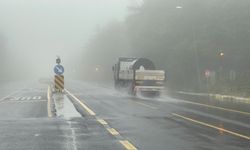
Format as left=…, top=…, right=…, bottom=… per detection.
left=67, top=121, right=78, bottom=150
left=0, top=90, right=23, bottom=102
left=3, top=100, right=47, bottom=103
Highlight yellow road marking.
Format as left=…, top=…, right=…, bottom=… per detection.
left=179, top=100, right=250, bottom=116
left=119, top=140, right=137, bottom=150
left=134, top=101, right=157, bottom=109
left=97, top=119, right=108, bottom=125
left=65, top=89, right=138, bottom=150
left=107, top=128, right=120, bottom=136
left=65, top=89, right=96, bottom=116
left=47, top=86, right=53, bottom=118
left=172, top=113, right=250, bottom=141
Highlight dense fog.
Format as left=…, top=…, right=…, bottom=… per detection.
left=1, top=0, right=250, bottom=94
left=82, top=0, right=250, bottom=94
left=0, top=0, right=131, bottom=80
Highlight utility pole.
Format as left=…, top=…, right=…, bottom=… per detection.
left=191, top=25, right=202, bottom=91
left=176, top=5, right=202, bottom=91
left=219, top=51, right=225, bottom=82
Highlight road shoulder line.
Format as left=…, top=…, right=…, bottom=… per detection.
left=179, top=100, right=250, bottom=116
left=47, top=86, right=53, bottom=117
left=172, top=113, right=250, bottom=141
left=65, top=89, right=96, bottom=116
left=65, top=89, right=138, bottom=150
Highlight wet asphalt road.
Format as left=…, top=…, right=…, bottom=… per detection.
left=0, top=81, right=123, bottom=150
left=0, top=80, right=249, bottom=150
left=67, top=80, right=250, bottom=150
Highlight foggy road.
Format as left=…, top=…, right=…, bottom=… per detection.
left=1, top=0, right=250, bottom=150
left=0, top=80, right=249, bottom=150
left=0, top=81, right=124, bottom=150
left=65, top=80, right=250, bottom=150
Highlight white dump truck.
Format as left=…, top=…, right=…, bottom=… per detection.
left=112, top=57, right=165, bottom=96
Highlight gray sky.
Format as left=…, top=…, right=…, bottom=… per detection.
left=0, top=0, right=131, bottom=78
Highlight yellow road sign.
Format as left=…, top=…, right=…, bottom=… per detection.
left=55, top=75, right=64, bottom=91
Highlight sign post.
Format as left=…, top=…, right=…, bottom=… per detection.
left=54, top=64, right=64, bottom=75
left=54, top=57, right=64, bottom=92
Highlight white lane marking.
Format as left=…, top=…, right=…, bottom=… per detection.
left=33, top=96, right=42, bottom=100
left=20, top=96, right=31, bottom=100
left=67, top=121, right=78, bottom=150
left=0, top=90, right=22, bottom=102
left=3, top=100, right=47, bottom=103
left=12, top=96, right=43, bottom=101
left=47, top=86, right=53, bottom=118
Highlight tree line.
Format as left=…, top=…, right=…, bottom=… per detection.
left=82, top=0, right=250, bottom=94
